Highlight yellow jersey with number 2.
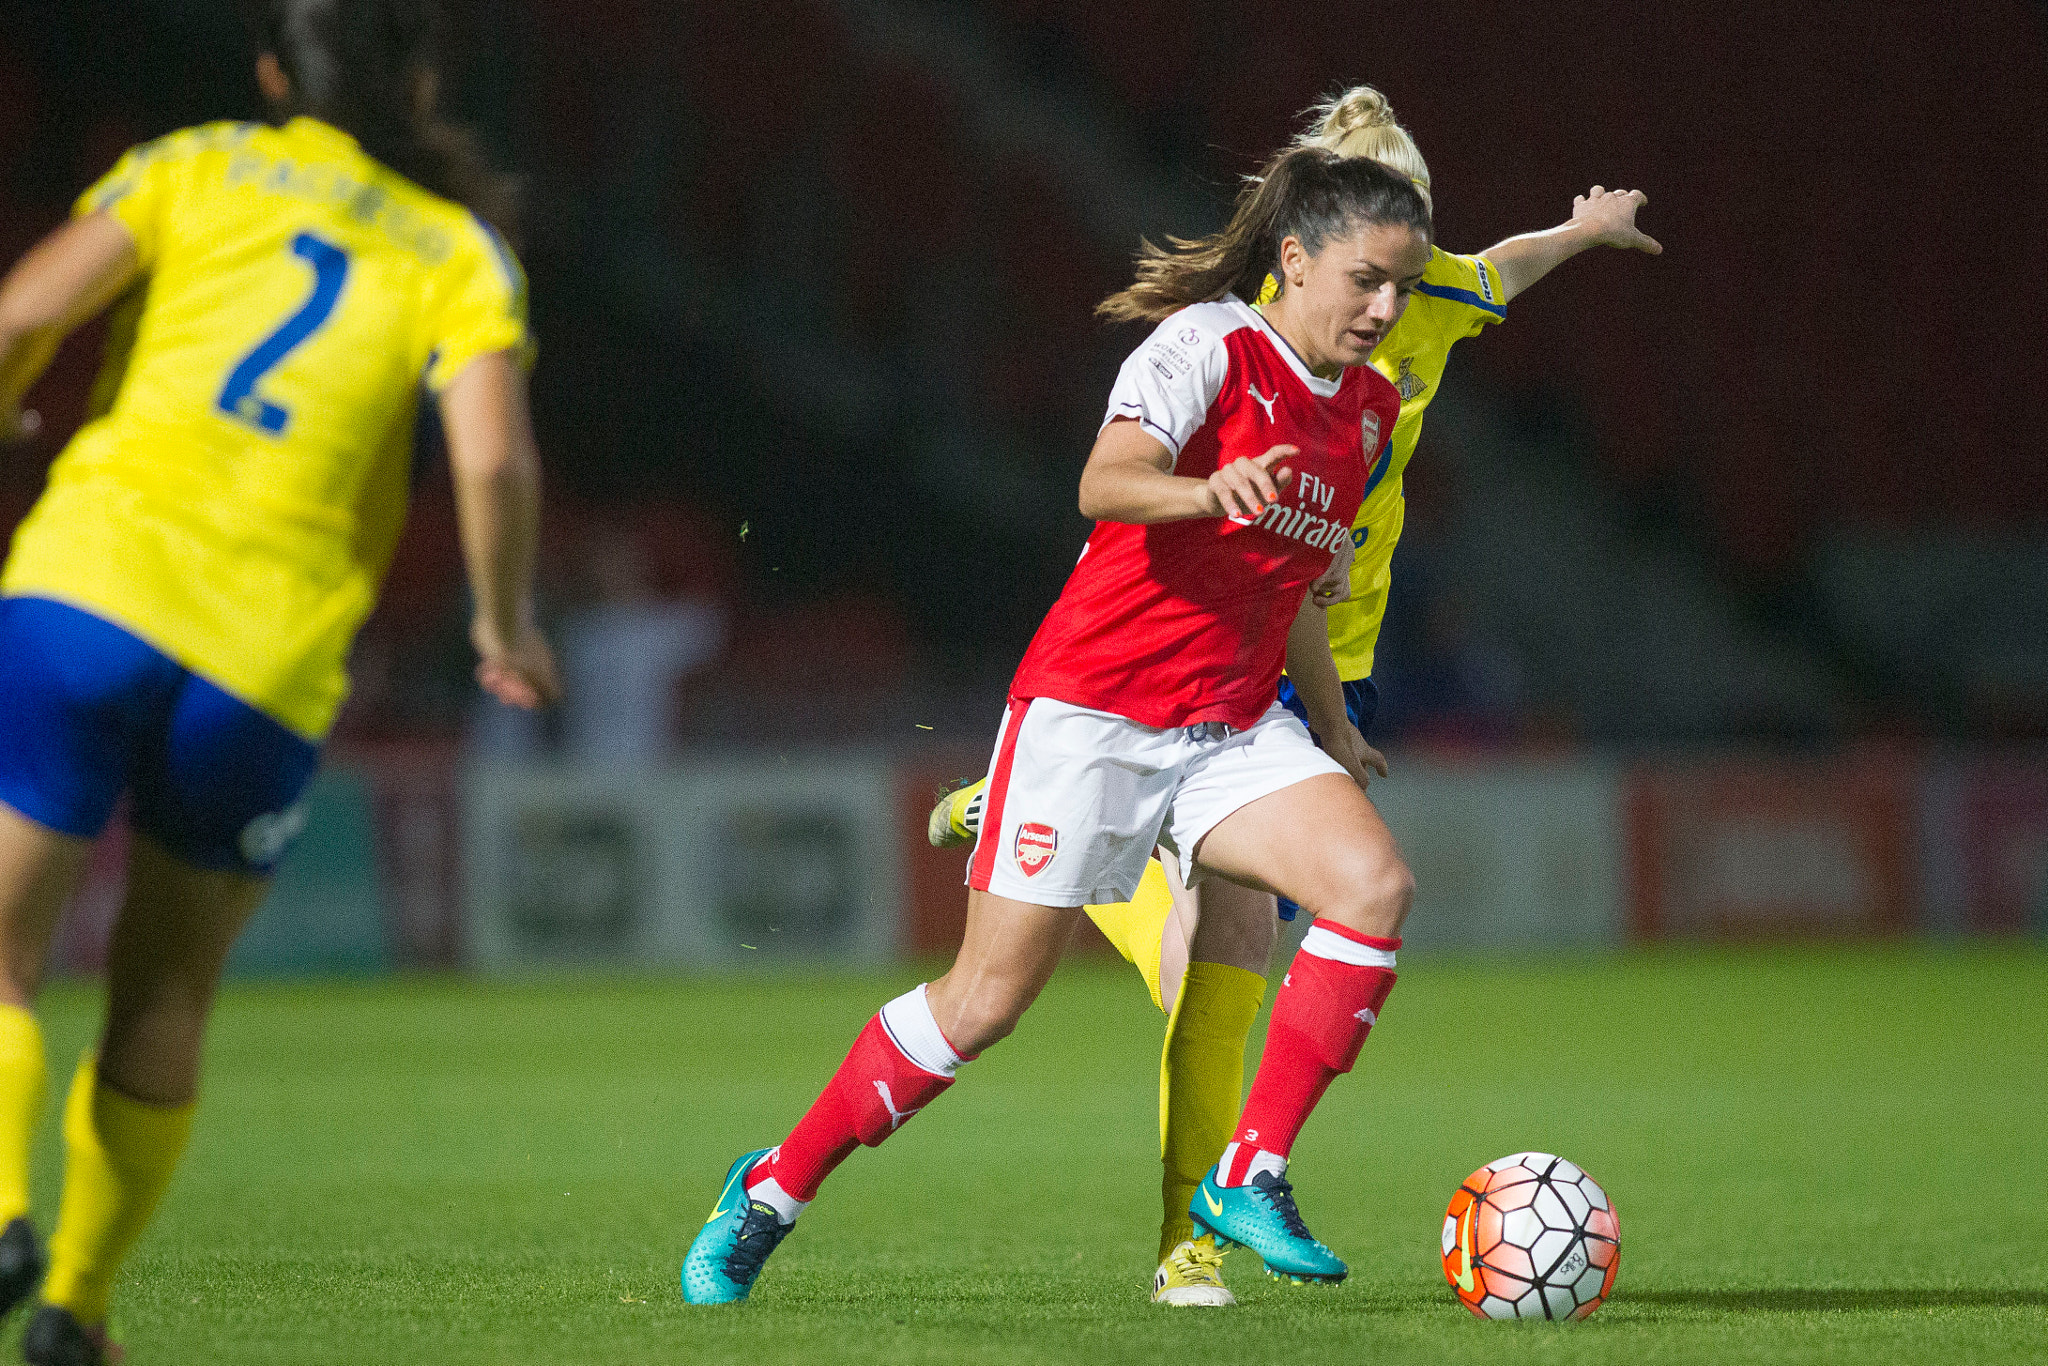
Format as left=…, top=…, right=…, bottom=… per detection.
left=2, top=116, right=529, bottom=738
left=1260, top=246, right=1504, bottom=680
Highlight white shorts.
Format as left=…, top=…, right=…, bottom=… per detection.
left=966, top=696, right=1349, bottom=906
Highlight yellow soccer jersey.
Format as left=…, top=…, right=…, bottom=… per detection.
left=1318, top=247, right=1504, bottom=680
left=2, top=117, right=529, bottom=738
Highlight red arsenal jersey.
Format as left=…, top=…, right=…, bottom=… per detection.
left=1011, top=296, right=1402, bottom=731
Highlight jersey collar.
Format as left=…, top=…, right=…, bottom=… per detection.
left=1227, top=296, right=1343, bottom=399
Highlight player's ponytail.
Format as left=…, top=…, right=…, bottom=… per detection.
left=1295, top=85, right=1432, bottom=212
left=244, top=0, right=519, bottom=240
left=1097, top=146, right=1431, bottom=326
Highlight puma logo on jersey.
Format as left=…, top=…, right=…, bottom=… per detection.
left=873, top=1079, right=921, bottom=1131
left=1354, top=1007, right=1378, bottom=1026
left=1247, top=383, right=1278, bottom=421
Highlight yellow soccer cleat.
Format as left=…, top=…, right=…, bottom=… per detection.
left=926, top=777, right=987, bottom=848
left=1152, top=1236, right=1235, bottom=1307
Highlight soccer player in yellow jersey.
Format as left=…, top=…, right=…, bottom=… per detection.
left=0, top=3, right=558, bottom=1358
left=929, top=85, right=1658, bottom=1305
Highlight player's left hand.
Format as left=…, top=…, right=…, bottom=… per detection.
left=1310, top=533, right=1356, bottom=607
left=1318, top=718, right=1390, bottom=793
left=1572, top=187, right=1662, bottom=255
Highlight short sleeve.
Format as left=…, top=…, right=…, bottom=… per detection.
left=73, top=137, right=183, bottom=269
left=1101, top=312, right=1231, bottom=459
left=1416, top=251, right=1508, bottom=340
left=424, top=217, right=534, bottom=392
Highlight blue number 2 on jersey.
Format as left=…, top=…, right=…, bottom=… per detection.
left=216, top=232, right=350, bottom=436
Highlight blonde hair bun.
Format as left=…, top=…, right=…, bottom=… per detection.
left=1295, top=84, right=1432, bottom=207
left=1327, top=86, right=1400, bottom=133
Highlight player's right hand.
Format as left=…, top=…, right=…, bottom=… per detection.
left=473, top=618, right=562, bottom=710
left=1310, top=531, right=1356, bottom=606
left=1205, top=444, right=1296, bottom=520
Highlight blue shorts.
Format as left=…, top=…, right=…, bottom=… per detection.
left=0, top=597, right=321, bottom=875
left=1271, top=675, right=1378, bottom=921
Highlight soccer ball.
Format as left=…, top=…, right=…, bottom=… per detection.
left=1440, top=1152, right=1619, bottom=1320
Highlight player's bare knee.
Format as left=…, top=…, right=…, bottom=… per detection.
left=1372, top=859, right=1416, bottom=936
left=1323, top=856, right=1413, bottom=938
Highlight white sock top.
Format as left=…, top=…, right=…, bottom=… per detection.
left=879, top=983, right=966, bottom=1077
left=1299, top=924, right=1397, bottom=969
left=1217, top=1140, right=1289, bottom=1188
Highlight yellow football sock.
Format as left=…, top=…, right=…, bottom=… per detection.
left=1158, top=961, right=1266, bottom=1260
left=1085, top=858, right=1177, bottom=1013
left=0, top=1005, right=46, bottom=1225
left=43, top=1058, right=194, bottom=1325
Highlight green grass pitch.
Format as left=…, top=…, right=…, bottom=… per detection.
left=11, top=943, right=2047, bottom=1364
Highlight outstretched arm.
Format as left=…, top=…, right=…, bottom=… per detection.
left=1480, top=186, right=1662, bottom=305
left=1078, top=416, right=1297, bottom=525
left=438, top=349, right=561, bottom=710
left=0, top=212, right=140, bottom=440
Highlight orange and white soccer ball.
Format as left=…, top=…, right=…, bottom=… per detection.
left=1441, top=1152, right=1619, bottom=1320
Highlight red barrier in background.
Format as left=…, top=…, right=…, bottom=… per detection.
left=42, top=744, right=2036, bottom=975
left=1922, top=758, right=2048, bottom=936
left=341, top=739, right=465, bottom=968
left=898, top=750, right=984, bottom=957
left=1626, top=750, right=1918, bottom=940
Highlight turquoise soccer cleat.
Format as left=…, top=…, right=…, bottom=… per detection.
left=681, top=1148, right=793, bottom=1305
left=1190, top=1165, right=1348, bottom=1284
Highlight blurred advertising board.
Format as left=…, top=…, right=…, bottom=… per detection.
left=1919, top=757, right=2048, bottom=936
left=902, top=753, right=1627, bottom=956
left=1374, top=759, right=1626, bottom=950
left=45, top=746, right=2038, bottom=983
left=462, top=756, right=902, bottom=969
left=348, top=739, right=465, bottom=966
left=1625, top=750, right=1917, bottom=940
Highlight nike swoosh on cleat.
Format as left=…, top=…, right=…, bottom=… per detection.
left=706, top=1159, right=751, bottom=1225
left=1203, top=1188, right=1225, bottom=1217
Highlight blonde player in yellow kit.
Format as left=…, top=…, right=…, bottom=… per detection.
left=930, top=85, right=1658, bottom=1304
left=0, top=3, right=558, bottom=1359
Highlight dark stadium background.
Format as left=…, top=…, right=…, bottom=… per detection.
left=5, top=0, right=2042, bottom=744
left=0, top=7, right=2045, bottom=1364
left=0, top=0, right=2044, bottom=971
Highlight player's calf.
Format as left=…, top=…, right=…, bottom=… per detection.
left=1192, top=920, right=1400, bottom=1282
left=681, top=986, right=971, bottom=1305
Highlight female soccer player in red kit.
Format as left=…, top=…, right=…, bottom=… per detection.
left=683, top=148, right=1432, bottom=1302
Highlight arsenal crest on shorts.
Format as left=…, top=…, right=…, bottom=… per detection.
left=1014, top=822, right=1058, bottom=877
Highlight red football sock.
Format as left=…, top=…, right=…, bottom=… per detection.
left=750, top=993, right=965, bottom=1202
left=1224, top=920, right=1397, bottom=1183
